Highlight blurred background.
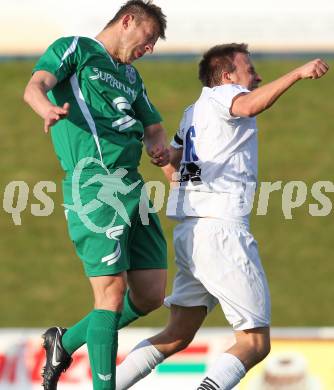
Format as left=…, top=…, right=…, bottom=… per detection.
left=0, top=0, right=334, bottom=388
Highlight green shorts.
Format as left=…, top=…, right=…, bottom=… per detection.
left=62, top=169, right=167, bottom=277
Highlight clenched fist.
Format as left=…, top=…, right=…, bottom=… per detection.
left=147, top=144, right=170, bottom=167
left=297, top=59, right=329, bottom=80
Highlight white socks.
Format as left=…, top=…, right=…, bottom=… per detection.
left=197, top=353, right=246, bottom=390
left=116, top=343, right=245, bottom=390
left=116, top=339, right=165, bottom=390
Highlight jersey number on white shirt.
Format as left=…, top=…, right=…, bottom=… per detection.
left=184, top=126, right=198, bottom=162
left=181, top=126, right=202, bottom=184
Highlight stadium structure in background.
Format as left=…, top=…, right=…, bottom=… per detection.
left=0, top=328, right=333, bottom=389
left=1, top=0, right=334, bottom=55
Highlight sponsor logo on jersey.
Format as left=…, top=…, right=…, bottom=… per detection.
left=89, top=68, right=137, bottom=100
left=125, top=65, right=137, bottom=84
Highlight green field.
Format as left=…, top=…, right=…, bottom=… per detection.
left=0, top=58, right=333, bottom=328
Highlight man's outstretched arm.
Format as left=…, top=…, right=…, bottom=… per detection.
left=232, top=59, right=329, bottom=117
left=23, top=70, right=70, bottom=133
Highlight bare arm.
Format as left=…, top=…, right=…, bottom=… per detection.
left=161, top=146, right=183, bottom=183
left=231, top=59, right=329, bottom=117
left=144, top=123, right=169, bottom=167
left=23, top=70, right=70, bottom=133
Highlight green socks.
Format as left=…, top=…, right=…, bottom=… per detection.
left=87, top=309, right=121, bottom=390
left=118, top=289, right=145, bottom=329
left=62, top=312, right=92, bottom=355
left=62, top=290, right=144, bottom=356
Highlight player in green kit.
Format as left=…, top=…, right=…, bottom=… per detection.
left=24, top=1, right=168, bottom=389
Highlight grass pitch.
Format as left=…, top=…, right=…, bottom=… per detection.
left=0, top=58, right=333, bottom=327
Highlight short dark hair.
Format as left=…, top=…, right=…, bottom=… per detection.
left=105, top=0, right=166, bottom=40
left=199, top=43, right=249, bottom=87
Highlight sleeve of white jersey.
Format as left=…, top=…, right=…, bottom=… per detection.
left=213, top=84, right=250, bottom=119
left=170, top=111, right=187, bottom=149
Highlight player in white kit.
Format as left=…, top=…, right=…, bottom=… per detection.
left=116, top=44, right=329, bottom=390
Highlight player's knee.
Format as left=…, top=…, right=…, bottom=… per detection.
left=93, top=276, right=127, bottom=310
left=247, top=335, right=271, bottom=363
left=138, top=295, right=164, bottom=314
left=259, top=339, right=271, bottom=361
left=133, top=290, right=165, bottom=314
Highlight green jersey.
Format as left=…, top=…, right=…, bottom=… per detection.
left=33, top=36, right=162, bottom=172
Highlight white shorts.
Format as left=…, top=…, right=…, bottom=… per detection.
left=164, top=218, right=271, bottom=331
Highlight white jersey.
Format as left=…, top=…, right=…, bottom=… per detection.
left=167, top=84, right=258, bottom=224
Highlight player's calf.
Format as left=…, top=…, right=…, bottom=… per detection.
left=149, top=323, right=197, bottom=357
left=195, top=328, right=270, bottom=390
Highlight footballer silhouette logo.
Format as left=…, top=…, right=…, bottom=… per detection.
left=64, top=157, right=140, bottom=234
